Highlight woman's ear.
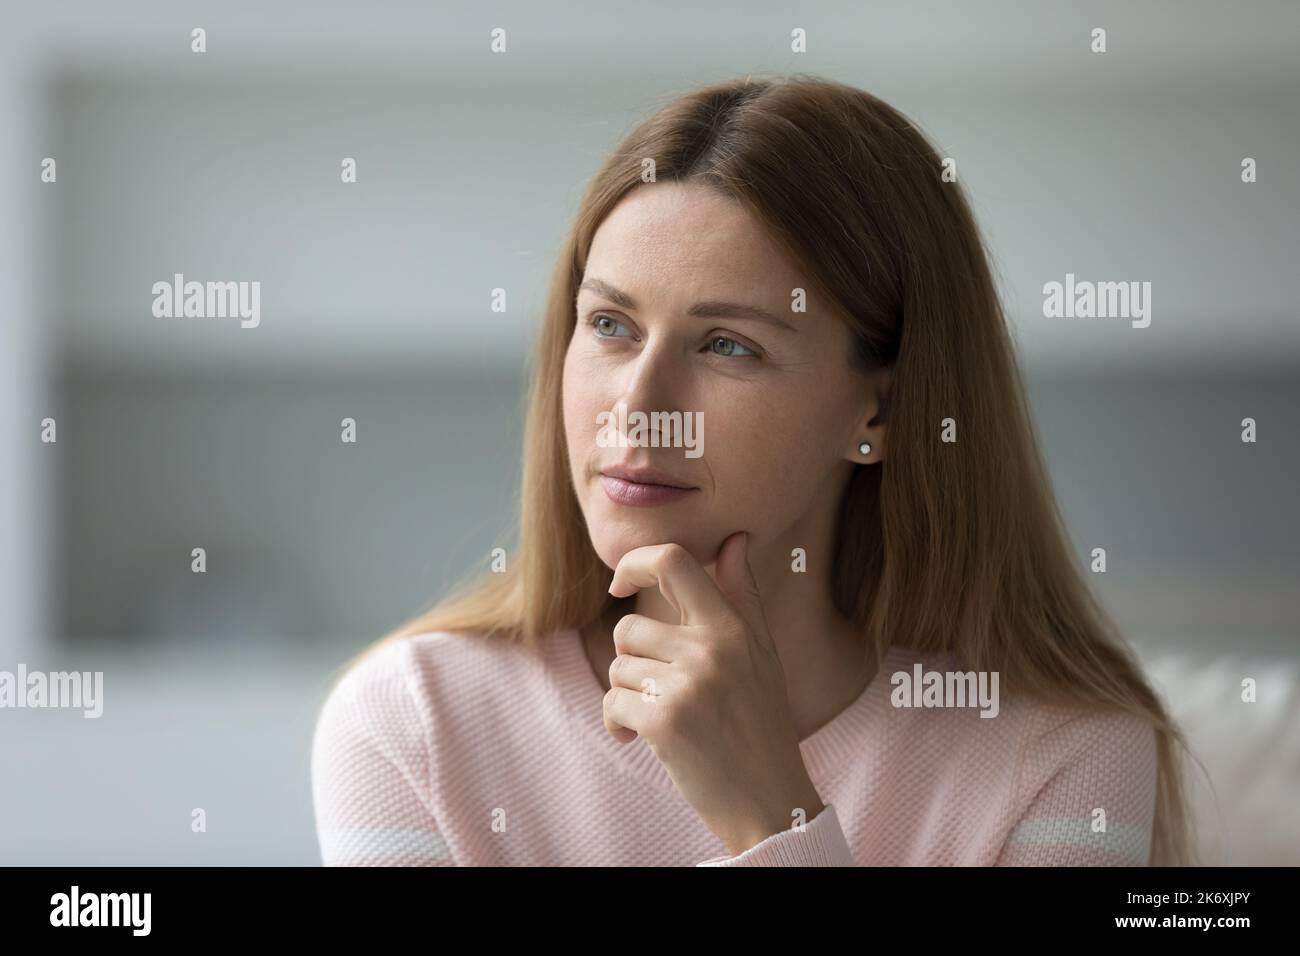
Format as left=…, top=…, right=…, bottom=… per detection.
left=847, top=361, right=889, bottom=463
left=850, top=364, right=891, bottom=464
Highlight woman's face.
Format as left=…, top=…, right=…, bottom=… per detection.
left=562, top=180, right=886, bottom=572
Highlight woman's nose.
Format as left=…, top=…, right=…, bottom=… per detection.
left=613, top=340, right=688, bottom=427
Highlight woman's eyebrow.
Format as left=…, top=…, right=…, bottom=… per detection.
left=578, top=276, right=798, bottom=334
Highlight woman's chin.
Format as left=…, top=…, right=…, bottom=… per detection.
left=592, top=525, right=718, bottom=570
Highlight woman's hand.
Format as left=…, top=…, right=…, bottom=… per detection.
left=602, top=531, right=826, bottom=857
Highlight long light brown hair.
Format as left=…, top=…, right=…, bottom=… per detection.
left=335, top=72, right=1199, bottom=865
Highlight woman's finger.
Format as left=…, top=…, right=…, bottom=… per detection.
left=607, top=652, right=672, bottom=701
left=602, top=685, right=654, bottom=742
left=611, top=612, right=683, bottom=663
left=608, top=542, right=735, bottom=627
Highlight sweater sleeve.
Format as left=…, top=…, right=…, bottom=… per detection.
left=695, top=802, right=857, bottom=866
left=310, top=642, right=455, bottom=866
left=995, top=707, right=1158, bottom=866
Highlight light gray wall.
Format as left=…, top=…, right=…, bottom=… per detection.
left=48, top=75, right=1300, bottom=376
left=55, top=368, right=525, bottom=647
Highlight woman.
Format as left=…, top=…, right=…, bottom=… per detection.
left=310, top=73, right=1197, bottom=866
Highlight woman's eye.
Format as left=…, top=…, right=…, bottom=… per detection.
left=707, top=335, right=758, bottom=359
left=591, top=314, right=633, bottom=338
left=588, top=314, right=757, bottom=360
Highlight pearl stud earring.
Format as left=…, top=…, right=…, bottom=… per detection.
left=859, top=441, right=872, bottom=456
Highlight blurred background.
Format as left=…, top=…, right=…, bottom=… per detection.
left=1, top=0, right=1296, bottom=864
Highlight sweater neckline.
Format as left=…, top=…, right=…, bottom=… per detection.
left=544, top=624, right=902, bottom=796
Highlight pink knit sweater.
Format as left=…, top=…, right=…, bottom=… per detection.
left=310, top=628, right=1157, bottom=866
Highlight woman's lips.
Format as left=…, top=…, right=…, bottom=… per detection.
left=600, top=475, right=699, bottom=507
